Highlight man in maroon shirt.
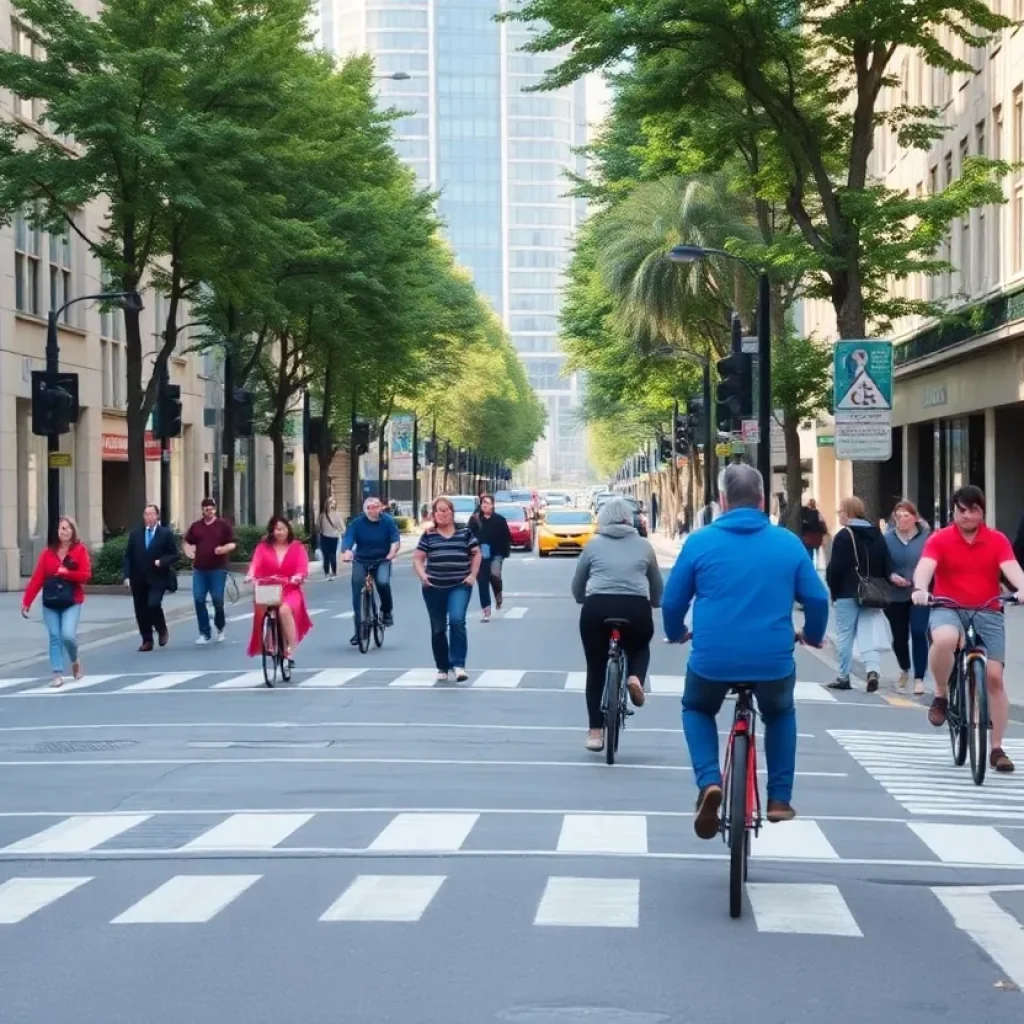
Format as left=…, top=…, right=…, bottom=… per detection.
left=183, top=498, right=237, bottom=644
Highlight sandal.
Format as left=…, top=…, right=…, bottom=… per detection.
left=50, top=675, right=63, bottom=689
left=71, top=661, right=82, bottom=681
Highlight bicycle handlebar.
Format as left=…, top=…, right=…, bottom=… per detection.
left=248, top=574, right=301, bottom=584
left=928, top=594, right=1018, bottom=611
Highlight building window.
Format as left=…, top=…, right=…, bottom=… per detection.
left=10, top=21, right=44, bottom=123
left=100, top=332, right=125, bottom=411
left=49, top=224, right=72, bottom=322
left=13, top=209, right=42, bottom=316
left=993, top=104, right=1004, bottom=285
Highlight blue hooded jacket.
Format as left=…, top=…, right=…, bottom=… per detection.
left=661, top=508, right=829, bottom=682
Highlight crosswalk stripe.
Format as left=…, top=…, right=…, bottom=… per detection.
left=564, top=672, right=586, bottom=691
left=0, top=679, right=33, bottom=691
left=0, top=877, right=92, bottom=924
left=794, top=681, right=837, bottom=702
left=308, top=608, right=328, bottom=617
left=556, top=814, right=647, bottom=855
left=332, top=611, right=354, bottom=620
left=300, top=669, right=365, bottom=688
left=367, top=812, right=478, bottom=852
left=22, top=675, right=119, bottom=694
left=3, top=815, right=151, bottom=853
left=389, top=669, right=439, bottom=688
left=534, top=877, right=639, bottom=928
left=747, top=883, right=862, bottom=936
left=182, top=813, right=313, bottom=851
left=211, top=671, right=266, bottom=690
left=502, top=606, right=527, bottom=619
left=122, top=672, right=205, bottom=692
left=320, top=875, right=445, bottom=922
left=909, top=823, right=1024, bottom=866
left=752, top=820, right=839, bottom=860
left=649, top=675, right=685, bottom=695
left=933, top=887, right=1024, bottom=989
left=111, top=874, right=261, bottom=924
left=473, top=670, right=525, bottom=689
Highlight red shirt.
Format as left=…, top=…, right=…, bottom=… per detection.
left=23, top=542, right=92, bottom=610
left=184, top=517, right=235, bottom=570
left=922, top=523, right=1015, bottom=610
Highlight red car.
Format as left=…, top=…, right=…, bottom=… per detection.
left=496, top=503, right=533, bottom=550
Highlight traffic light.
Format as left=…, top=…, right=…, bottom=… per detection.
left=716, top=351, right=753, bottom=419
left=423, top=440, right=437, bottom=465
left=659, top=437, right=673, bottom=463
left=31, top=371, right=78, bottom=436
left=232, top=388, right=254, bottom=437
left=686, top=393, right=706, bottom=443
left=153, top=383, right=182, bottom=440
left=352, top=421, right=370, bottom=455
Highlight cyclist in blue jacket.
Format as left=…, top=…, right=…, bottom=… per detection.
left=662, top=464, right=829, bottom=839
left=341, top=496, right=401, bottom=645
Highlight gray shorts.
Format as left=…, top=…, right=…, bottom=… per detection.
left=929, top=607, right=1005, bottom=663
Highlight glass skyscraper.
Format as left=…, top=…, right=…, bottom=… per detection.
left=316, top=0, right=589, bottom=484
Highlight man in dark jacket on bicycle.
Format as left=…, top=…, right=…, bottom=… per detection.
left=661, top=465, right=829, bottom=840
left=341, top=496, right=401, bottom=645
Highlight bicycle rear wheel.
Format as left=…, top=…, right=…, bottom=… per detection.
left=967, top=655, right=988, bottom=785
left=603, top=655, right=621, bottom=766
left=948, top=664, right=968, bottom=766
left=261, top=613, right=278, bottom=687
left=358, top=588, right=372, bottom=653
left=728, top=732, right=749, bottom=919
left=372, top=590, right=384, bottom=648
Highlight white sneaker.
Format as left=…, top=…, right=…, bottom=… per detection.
left=195, top=635, right=211, bottom=646
left=216, top=630, right=226, bottom=643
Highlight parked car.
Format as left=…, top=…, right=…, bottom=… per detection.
left=537, top=509, right=598, bottom=557
left=495, top=503, right=533, bottom=550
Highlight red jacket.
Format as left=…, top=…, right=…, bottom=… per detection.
left=22, top=543, right=92, bottom=610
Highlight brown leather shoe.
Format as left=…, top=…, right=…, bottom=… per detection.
left=928, top=696, right=948, bottom=727
left=767, top=800, right=796, bottom=823
left=693, top=784, right=723, bottom=840
left=138, top=641, right=153, bottom=652
left=158, top=630, right=169, bottom=647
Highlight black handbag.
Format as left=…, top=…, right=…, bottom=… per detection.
left=42, top=575, right=74, bottom=610
left=846, top=527, right=891, bottom=609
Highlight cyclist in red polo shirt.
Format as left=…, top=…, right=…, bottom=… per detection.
left=912, top=485, right=1024, bottom=772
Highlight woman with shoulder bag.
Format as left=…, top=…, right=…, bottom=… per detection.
left=21, top=516, right=92, bottom=688
left=825, top=496, right=896, bottom=693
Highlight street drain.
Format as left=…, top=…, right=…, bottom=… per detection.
left=13, top=739, right=138, bottom=754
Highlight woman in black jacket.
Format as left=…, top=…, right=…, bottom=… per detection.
left=470, top=494, right=513, bottom=621
left=825, top=495, right=896, bottom=692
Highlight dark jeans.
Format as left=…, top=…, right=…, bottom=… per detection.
left=478, top=556, right=504, bottom=609
left=320, top=536, right=339, bottom=576
left=132, top=581, right=167, bottom=643
left=579, top=594, right=654, bottom=729
left=192, top=568, right=227, bottom=638
left=351, top=559, right=393, bottom=630
left=884, top=601, right=930, bottom=679
left=422, top=584, right=472, bottom=670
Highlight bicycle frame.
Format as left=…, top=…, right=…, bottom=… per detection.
left=722, top=689, right=762, bottom=838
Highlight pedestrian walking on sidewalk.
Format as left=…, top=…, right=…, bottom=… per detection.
left=122, top=503, right=179, bottom=652
left=318, top=498, right=344, bottom=579
left=183, top=498, right=236, bottom=646
left=883, top=500, right=930, bottom=695
left=21, top=516, right=91, bottom=688
left=413, top=496, right=480, bottom=682
left=826, top=496, right=896, bottom=692
left=469, top=494, right=512, bottom=621
left=800, top=499, right=828, bottom=567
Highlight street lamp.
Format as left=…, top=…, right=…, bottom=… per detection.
left=667, top=244, right=772, bottom=490
left=42, top=290, right=143, bottom=542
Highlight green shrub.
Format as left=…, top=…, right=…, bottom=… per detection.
left=90, top=535, right=129, bottom=585
left=230, top=523, right=309, bottom=562
left=394, top=516, right=414, bottom=534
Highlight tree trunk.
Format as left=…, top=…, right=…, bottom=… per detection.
left=120, top=221, right=149, bottom=519
left=271, top=427, right=285, bottom=515
left=782, top=412, right=803, bottom=532
left=221, top=307, right=238, bottom=522
left=317, top=361, right=334, bottom=514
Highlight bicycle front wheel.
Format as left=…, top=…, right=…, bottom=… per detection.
left=948, top=665, right=968, bottom=766
left=372, top=590, right=384, bottom=648
left=603, top=656, right=621, bottom=766
left=261, top=613, right=278, bottom=687
left=968, top=655, right=988, bottom=785
left=728, top=732, right=749, bottom=920
left=358, top=589, right=372, bottom=654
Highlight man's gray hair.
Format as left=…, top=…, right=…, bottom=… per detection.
left=720, top=463, right=764, bottom=508
left=597, top=496, right=635, bottom=528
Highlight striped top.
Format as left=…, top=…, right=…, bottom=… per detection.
left=417, top=528, right=479, bottom=588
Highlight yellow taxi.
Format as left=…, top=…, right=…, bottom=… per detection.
left=537, top=509, right=597, bottom=557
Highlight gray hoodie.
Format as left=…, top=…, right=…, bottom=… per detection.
left=884, top=520, right=930, bottom=602
left=570, top=523, right=664, bottom=605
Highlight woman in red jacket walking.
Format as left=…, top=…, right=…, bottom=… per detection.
left=21, top=516, right=92, bottom=688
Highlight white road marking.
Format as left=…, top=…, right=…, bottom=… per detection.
left=121, top=672, right=205, bottom=692
left=933, top=885, right=1024, bottom=989
left=22, top=675, right=119, bottom=694
left=649, top=675, right=685, bottom=695
left=564, top=672, right=586, bottom=691
left=752, top=820, right=840, bottom=860
left=534, top=877, right=639, bottom=928
left=909, top=823, right=1024, bottom=866
left=389, top=669, right=441, bottom=688
left=793, top=681, right=837, bottom=702
left=556, top=814, right=647, bottom=854
left=227, top=611, right=254, bottom=622
left=299, top=669, right=365, bottom=688
left=747, top=883, right=862, bottom=936
left=211, top=671, right=267, bottom=690
left=0, top=877, right=92, bottom=924
left=332, top=611, right=354, bottom=620
left=502, top=606, right=528, bottom=619
left=111, top=874, right=261, bottom=924
left=308, top=608, right=328, bottom=617
left=0, top=679, right=33, bottom=691
left=3, top=814, right=151, bottom=853
left=472, top=670, right=525, bottom=689
left=182, top=813, right=313, bottom=851
left=320, top=875, right=445, bottom=922
left=367, top=812, right=479, bottom=852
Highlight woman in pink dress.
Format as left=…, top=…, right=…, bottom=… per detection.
left=244, top=515, right=313, bottom=662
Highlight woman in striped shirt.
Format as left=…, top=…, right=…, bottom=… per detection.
left=414, top=496, right=482, bottom=681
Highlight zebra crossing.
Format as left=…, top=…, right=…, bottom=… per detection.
left=0, top=667, right=844, bottom=699
left=3, top=809, right=1024, bottom=866
left=830, top=729, right=1024, bottom=820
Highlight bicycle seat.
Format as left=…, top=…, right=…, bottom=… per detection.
left=728, top=683, right=757, bottom=694
left=603, top=618, right=631, bottom=628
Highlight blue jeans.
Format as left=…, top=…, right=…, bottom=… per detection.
left=192, top=568, right=227, bottom=638
left=352, top=560, right=393, bottom=630
left=422, top=584, right=472, bottom=671
left=42, top=603, right=81, bottom=674
left=833, top=598, right=884, bottom=679
left=682, top=668, right=797, bottom=804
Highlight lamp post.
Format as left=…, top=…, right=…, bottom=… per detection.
left=667, top=244, right=772, bottom=491
left=44, top=290, right=143, bottom=542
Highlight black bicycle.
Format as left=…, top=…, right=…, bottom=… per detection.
left=600, top=618, right=634, bottom=765
left=721, top=684, right=761, bottom=918
left=253, top=575, right=293, bottom=688
left=928, top=594, right=1018, bottom=786
left=357, top=561, right=386, bottom=654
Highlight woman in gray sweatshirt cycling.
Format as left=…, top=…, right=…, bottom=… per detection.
left=571, top=496, right=664, bottom=752
left=884, top=499, right=931, bottom=695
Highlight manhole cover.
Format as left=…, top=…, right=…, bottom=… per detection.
left=498, top=1010, right=672, bottom=1024
left=15, top=739, right=138, bottom=754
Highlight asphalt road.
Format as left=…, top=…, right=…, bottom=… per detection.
left=1, top=550, right=1023, bottom=1024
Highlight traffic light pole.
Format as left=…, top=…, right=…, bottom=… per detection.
left=302, top=388, right=311, bottom=541
left=159, top=362, right=171, bottom=528
left=756, top=271, right=772, bottom=492
left=702, top=360, right=714, bottom=519
left=44, top=311, right=61, bottom=546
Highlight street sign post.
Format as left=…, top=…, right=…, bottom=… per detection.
left=833, top=340, right=893, bottom=461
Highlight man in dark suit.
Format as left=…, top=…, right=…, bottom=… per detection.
left=122, top=503, right=179, bottom=651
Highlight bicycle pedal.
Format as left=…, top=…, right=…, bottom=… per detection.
left=625, top=708, right=635, bottom=717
